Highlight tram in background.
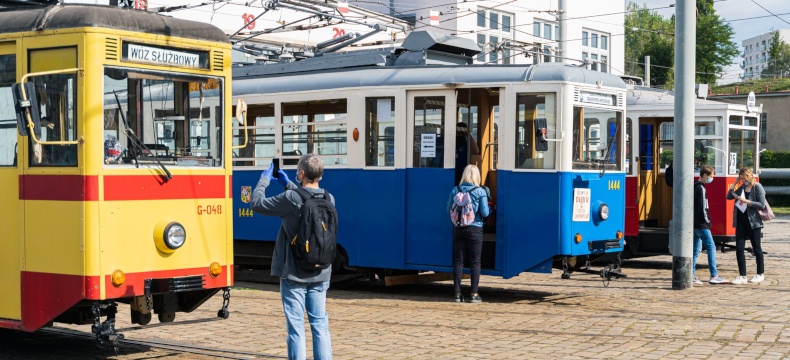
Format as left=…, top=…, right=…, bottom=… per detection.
left=231, top=31, right=627, bottom=284
left=623, top=82, right=761, bottom=257
left=0, top=4, right=234, bottom=350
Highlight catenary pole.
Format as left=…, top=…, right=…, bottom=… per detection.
left=559, top=0, right=568, bottom=63
left=645, top=55, right=651, bottom=87
left=671, top=0, right=695, bottom=290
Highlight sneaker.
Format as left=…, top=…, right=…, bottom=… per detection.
left=732, top=276, right=748, bottom=285
left=469, top=294, right=483, bottom=303
left=693, top=278, right=703, bottom=285
left=750, top=274, right=765, bottom=283
left=709, top=276, right=728, bottom=284
left=454, top=293, right=464, bottom=303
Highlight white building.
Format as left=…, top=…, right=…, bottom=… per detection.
left=356, top=0, right=625, bottom=74
left=741, top=29, right=790, bottom=80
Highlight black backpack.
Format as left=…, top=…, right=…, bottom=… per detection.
left=291, top=188, right=338, bottom=271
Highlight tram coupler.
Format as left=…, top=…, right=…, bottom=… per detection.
left=217, top=287, right=231, bottom=319
left=91, top=301, right=124, bottom=356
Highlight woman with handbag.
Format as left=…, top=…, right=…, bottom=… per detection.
left=726, top=167, right=767, bottom=285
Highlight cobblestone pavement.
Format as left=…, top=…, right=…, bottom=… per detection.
left=3, top=217, right=790, bottom=359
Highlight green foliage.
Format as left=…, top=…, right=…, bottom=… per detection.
left=625, top=1, right=739, bottom=87
left=695, top=0, right=739, bottom=84
left=759, top=151, right=790, bottom=206
left=659, top=150, right=673, bottom=168
left=711, top=77, right=790, bottom=94
left=761, top=31, right=790, bottom=79
left=625, top=3, right=674, bottom=86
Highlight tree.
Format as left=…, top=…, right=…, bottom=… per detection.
left=694, top=0, right=739, bottom=84
left=624, top=3, right=675, bottom=87
left=762, top=31, right=790, bottom=78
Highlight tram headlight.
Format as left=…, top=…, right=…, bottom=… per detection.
left=598, top=203, right=610, bottom=221
left=165, top=223, right=187, bottom=249
left=154, top=218, right=187, bottom=253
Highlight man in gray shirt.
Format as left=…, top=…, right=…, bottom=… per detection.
left=251, top=154, right=334, bottom=360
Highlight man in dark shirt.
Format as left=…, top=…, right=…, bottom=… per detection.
left=693, top=164, right=727, bottom=285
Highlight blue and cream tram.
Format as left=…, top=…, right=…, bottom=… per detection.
left=232, top=31, right=627, bottom=283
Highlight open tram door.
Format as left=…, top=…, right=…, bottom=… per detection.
left=404, top=90, right=456, bottom=266
left=630, top=117, right=675, bottom=254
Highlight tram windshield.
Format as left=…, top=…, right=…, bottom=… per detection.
left=103, top=67, right=223, bottom=167
left=572, top=107, right=623, bottom=171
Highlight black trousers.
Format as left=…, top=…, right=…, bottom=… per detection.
left=453, top=226, right=483, bottom=294
left=735, top=215, right=764, bottom=276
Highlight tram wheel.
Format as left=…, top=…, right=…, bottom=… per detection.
left=158, top=312, right=175, bottom=323
left=131, top=310, right=152, bottom=325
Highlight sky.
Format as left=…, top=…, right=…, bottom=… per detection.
left=637, top=0, right=790, bottom=84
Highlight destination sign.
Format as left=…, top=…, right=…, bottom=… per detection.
left=123, top=43, right=208, bottom=69
left=579, top=91, right=615, bottom=106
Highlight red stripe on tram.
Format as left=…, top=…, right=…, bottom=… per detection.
left=103, top=174, right=226, bottom=200
left=19, top=175, right=99, bottom=201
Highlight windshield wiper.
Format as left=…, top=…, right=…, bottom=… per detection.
left=600, top=121, right=620, bottom=177
left=113, top=91, right=172, bottom=181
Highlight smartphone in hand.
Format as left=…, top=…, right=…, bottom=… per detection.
left=272, top=158, right=280, bottom=178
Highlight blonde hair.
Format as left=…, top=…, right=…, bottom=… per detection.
left=739, top=167, right=755, bottom=186
left=459, top=164, right=481, bottom=186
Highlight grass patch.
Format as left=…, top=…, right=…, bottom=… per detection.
left=770, top=206, right=790, bottom=215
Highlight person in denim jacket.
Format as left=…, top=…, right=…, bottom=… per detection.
left=726, top=167, right=766, bottom=285
left=447, top=164, right=490, bottom=303
left=251, top=154, right=334, bottom=360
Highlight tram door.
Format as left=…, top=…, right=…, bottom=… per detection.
left=405, top=90, right=456, bottom=266
left=638, top=118, right=673, bottom=228
left=0, top=44, right=21, bottom=321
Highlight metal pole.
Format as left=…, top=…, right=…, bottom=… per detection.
left=645, top=55, right=651, bottom=87
left=559, top=0, right=568, bottom=64
left=671, top=0, right=695, bottom=290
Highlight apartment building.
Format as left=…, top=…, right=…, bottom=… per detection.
left=741, top=29, right=790, bottom=80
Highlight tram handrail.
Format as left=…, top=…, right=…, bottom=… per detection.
left=20, top=68, right=83, bottom=146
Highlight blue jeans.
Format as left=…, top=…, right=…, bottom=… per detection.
left=280, top=278, right=332, bottom=360
left=693, top=229, right=718, bottom=278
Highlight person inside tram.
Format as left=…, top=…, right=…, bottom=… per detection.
left=455, top=122, right=480, bottom=184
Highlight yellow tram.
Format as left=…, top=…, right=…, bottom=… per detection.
left=0, top=4, right=234, bottom=349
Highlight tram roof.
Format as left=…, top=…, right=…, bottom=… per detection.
left=627, top=85, right=748, bottom=110
left=233, top=62, right=627, bottom=96
left=0, top=4, right=228, bottom=43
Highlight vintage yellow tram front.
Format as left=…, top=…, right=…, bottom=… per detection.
left=0, top=4, right=233, bottom=349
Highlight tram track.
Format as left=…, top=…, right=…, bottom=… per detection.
left=41, top=327, right=286, bottom=359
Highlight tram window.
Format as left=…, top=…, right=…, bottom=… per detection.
left=282, top=99, right=347, bottom=165
left=729, top=129, right=757, bottom=172
left=516, top=93, right=555, bottom=169
left=745, top=116, right=757, bottom=127
left=694, top=139, right=718, bottom=169
left=103, top=67, right=223, bottom=167
left=728, top=115, right=743, bottom=126
left=413, top=96, right=445, bottom=168
left=28, top=73, right=78, bottom=167
left=0, top=54, right=16, bottom=166
left=365, top=97, right=395, bottom=167
left=658, top=122, right=674, bottom=170
left=572, top=107, right=622, bottom=171
left=625, top=118, right=633, bottom=174
left=233, top=104, right=275, bottom=167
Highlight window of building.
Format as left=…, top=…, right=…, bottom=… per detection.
left=478, top=8, right=515, bottom=64
left=582, top=29, right=610, bottom=73
left=760, top=113, right=768, bottom=143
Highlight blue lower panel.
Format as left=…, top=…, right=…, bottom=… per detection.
left=498, top=171, right=560, bottom=278
left=405, top=168, right=454, bottom=266
left=233, top=168, right=406, bottom=269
